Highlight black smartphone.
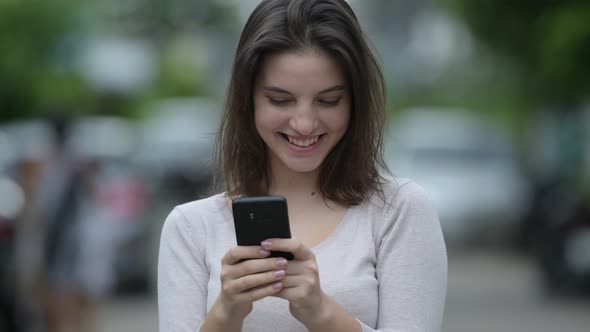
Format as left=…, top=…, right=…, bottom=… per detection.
left=232, top=196, right=294, bottom=260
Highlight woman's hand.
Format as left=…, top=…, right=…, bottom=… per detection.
left=261, top=238, right=330, bottom=329
left=210, top=246, right=288, bottom=324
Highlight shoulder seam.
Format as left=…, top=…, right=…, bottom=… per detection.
left=372, top=180, right=415, bottom=253
left=174, top=206, right=208, bottom=260
left=382, top=179, right=414, bottom=222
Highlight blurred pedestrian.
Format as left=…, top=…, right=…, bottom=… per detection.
left=0, top=177, right=25, bottom=332
left=40, top=118, right=146, bottom=332
left=158, top=1, right=447, bottom=331
left=26, top=118, right=88, bottom=332
left=6, top=120, right=55, bottom=332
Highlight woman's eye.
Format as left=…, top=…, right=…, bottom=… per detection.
left=268, top=98, right=291, bottom=106
left=318, top=99, right=340, bottom=106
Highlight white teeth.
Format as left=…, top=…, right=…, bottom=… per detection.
left=287, top=135, right=320, bottom=147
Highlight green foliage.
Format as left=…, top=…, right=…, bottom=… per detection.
left=0, top=0, right=243, bottom=122
left=155, top=36, right=211, bottom=97
left=0, top=0, right=89, bottom=121
left=447, top=0, right=590, bottom=104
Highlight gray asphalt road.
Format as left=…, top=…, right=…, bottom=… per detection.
left=96, top=250, right=590, bottom=332
left=444, top=249, right=590, bottom=332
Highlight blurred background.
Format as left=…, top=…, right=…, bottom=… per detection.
left=0, top=0, right=589, bottom=331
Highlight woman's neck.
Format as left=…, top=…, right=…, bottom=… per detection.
left=268, top=170, right=318, bottom=197
left=267, top=159, right=319, bottom=199
left=265, top=156, right=345, bottom=212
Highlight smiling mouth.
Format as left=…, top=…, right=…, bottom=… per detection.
left=280, top=133, right=323, bottom=147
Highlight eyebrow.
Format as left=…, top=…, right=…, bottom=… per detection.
left=263, top=85, right=346, bottom=95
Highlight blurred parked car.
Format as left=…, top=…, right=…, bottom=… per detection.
left=528, top=180, right=590, bottom=296
left=136, top=97, right=221, bottom=202
left=385, top=108, right=532, bottom=245
left=135, top=97, right=221, bottom=289
left=523, top=110, right=590, bottom=296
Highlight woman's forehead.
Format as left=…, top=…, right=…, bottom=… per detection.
left=256, top=49, right=346, bottom=93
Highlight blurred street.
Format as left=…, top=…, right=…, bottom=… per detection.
left=444, top=250, right=590, bottom=332
left=96, top=249, right=590, bottom=332
left=2, top=1, right=590, bottom=331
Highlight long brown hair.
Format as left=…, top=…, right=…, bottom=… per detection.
left=214, top=0, right=388, bottom=206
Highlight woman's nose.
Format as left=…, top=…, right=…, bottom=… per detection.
left=290, top=106, right=319, bottom=135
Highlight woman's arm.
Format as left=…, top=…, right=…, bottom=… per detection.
left=200, top=246, right=288, bottom=332
left=158, top=207, right=288, bottom=332
left=366, top=182, right=448, bottom=332
left=158, top=208, right=210, bottom=331
left=262, top=239, right=361, bottom=332
left=302, top=293, right=362, bottom=332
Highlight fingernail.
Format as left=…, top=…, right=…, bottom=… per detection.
left=273, top=270, right=285, bottom=278
left=272, top=282, right=283, bottom=290
left=259, top=249, right=270, bottom=256
left=261, top=240, right=272, bottom=248
left=276, top=259, right=287, bottom=267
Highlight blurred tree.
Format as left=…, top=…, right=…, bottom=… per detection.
left=447, top=0, right=590, bottom=221
left=96, top=0, right=241, bottom=107
left=0, top=0, right=242, bottom=121
left=0, top=0, right=90, bottom=121
left=447, top=0, right=590, bottom=106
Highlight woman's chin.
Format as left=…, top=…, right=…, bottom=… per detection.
left=283, top=159, right=322, bottom=174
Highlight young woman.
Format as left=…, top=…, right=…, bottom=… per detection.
left=158, top=1, right=447, bottom=331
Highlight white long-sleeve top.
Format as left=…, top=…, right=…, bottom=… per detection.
left=158, top=178, right=447, bottom=331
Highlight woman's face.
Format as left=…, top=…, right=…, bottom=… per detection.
left=253, top=49, right=350, bottom=175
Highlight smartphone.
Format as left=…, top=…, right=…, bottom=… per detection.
left=232, top=196, right=294, bottom=260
